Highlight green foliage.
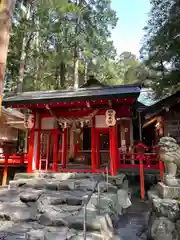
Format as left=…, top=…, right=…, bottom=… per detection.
left=4, top=0, right=147, bottom=94
left=141, top=0, right=180, bottom=98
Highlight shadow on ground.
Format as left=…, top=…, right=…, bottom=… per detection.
left=117, top=196, right=151, bottom=240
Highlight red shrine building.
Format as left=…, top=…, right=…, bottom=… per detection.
left=2, top=77, right=142, bottom=176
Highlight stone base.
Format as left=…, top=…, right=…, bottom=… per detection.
left=157, top=182, right=180, bottom=199
left=148, top=190, right=180, bottom=221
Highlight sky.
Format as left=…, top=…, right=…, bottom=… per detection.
left=111, top=0, right=151, bottom=58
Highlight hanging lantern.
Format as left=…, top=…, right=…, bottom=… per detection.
left=24, top=113, right=34, bottom=129
left=105, top=109, right=116, bottom=127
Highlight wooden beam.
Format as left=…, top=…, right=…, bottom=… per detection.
left=143, top=116, right=159, bottom=129
left=5, top=120, right=24, bottom=125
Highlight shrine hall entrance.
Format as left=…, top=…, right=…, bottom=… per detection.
left=96, top=129, right=110, bottom=169
left=39, top=130, right=63, bottom=171
left=37, top=126, right=111, bottom=172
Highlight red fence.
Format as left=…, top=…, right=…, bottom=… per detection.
left=0, top=150, right=165, bottom=201
left=0, top=153, right=28, bottom=166
left=118, top=151, right=165, bottom=200
left=118, top=152, right=159, bottom=169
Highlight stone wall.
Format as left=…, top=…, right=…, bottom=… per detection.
left=0, top=172, right=130, bottom=239
left=148, top=183, right=180, bottom=240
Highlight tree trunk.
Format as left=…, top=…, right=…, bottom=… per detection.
left=73, top=0, right=82, bottom=89
left=55, top=62, right=66, bottom=89
left=73, top=53, right=79, bottom=89
left=60, top=62, right=65, bottom=88
left=0, top=0, right=16, bottom=115
left=17, top=3, right=31, bottom=93
left=55, top=66, right=59, bottom=90
left=84, top=61, right=88, bottom=83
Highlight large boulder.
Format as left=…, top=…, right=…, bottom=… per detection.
left=26, top=229, right=45, bottom=240
left=151, top=217, right=178, bottom=240
left=152, top=198, right=180, bottom=221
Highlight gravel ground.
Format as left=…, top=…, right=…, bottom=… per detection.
left=117, top=196, right=151, bottom=240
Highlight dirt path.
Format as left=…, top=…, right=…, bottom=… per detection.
left=117, top=196, right=151, bottom=240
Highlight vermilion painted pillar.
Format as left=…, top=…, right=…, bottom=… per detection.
left=27, top=129, right=34, bottom=173
left=27, top=113, right=36, bottom=173
left=109, top=126, right=117, bottom=176
left=53, top=132, right=58, bottom=171
left=139, top=155, right=145, bottom=200
left=62, top=128, right=67, bottom=168
left=96, top=131, right=100, bottom=169
left=2, top=154, right=8, bottom=185
left=91, top=117, right=96, bottom=172
left=36, top=115, right=41, bottom=170
left=112, top=125, right=118, bottom=175
left=109, top=127, right=114, bottom=175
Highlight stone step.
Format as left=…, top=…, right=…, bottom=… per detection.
left=27, top=228, right=103, bottom=240
left=14, top=172, right=126, bottom=187
left=0, top=222, right=103, bottom=240
left=9, top=179, right=79, bottom=191
left=37, top=207, right=115, bottom=233
left=14, top=172, right=100, bottom=181
left=9, top=177, right=118, bottom=194
left=2, top=173, right=127, bottom=240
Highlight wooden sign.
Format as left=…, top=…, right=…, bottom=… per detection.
left=105, top=109, right=116, bottom=127
left=24, top=113, right=34, bottom=129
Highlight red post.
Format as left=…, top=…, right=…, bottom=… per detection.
left=2, top=154, right=8, bottom=185
left=27, top=113, right=36, bottom=173
left=159, top=159, right=164, bottom=182
left=91, top=117, right=96, bottom=172
left=20, top=154, right=24, bottom=165
left=96, top=131, right=100, bottom=169
left=27, top=129, right=34, bottom=173
left=36, top=115, right=41, bottom=170
left=62, top=128, right=67, bottom=168
left=112, top=125, right=118, bottom=174
left=53, top=132, right=58, bottom=171
left=139, top=155, right=145, bottom=200
left=109, top=127, right=116, bottom=176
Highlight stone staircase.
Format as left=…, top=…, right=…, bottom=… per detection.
left=0, top=172, right=127, bottom=239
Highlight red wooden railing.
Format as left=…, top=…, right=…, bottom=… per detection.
left=0, top=146, right=165, bottom=201
left=119, top=152, right=159, bottom=169
left=0, top=153, right=28, bottom=166
left=118, top=151, right=164, bottom=200
left=0, top=153, right=28, bottom=186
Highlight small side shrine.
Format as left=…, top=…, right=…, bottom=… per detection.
left=143, top=90, right=180, bottom=144
left=2, top=76, right=141, bottom=175
left=0, top=107, right=25, bottom=155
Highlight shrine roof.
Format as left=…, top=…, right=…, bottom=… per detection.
left=2, top=82, right=141, bottom=107
left=143, top=90, right=180, bottom=119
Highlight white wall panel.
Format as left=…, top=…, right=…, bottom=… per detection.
left=41, top=117, right=55, bottom=129
left=95, top=115, right=107, bottom=128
